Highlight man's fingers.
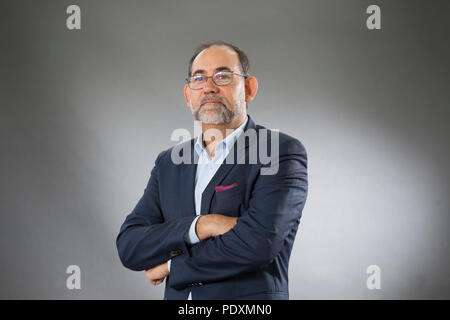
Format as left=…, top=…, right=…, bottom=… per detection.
left=145, top=270, right=152, bottom=282
left=146, top=270, right=165, bottom=285
left=145, top=263, right=169, bottom=286
left=151, top=279, right=163, bottom=285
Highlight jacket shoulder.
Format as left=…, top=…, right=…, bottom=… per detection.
left=254, top=124, right=307, bottom=156
left=154, top=138, right=196, bottom=166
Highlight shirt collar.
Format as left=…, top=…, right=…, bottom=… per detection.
left=194, top=115, right=248, bottom=158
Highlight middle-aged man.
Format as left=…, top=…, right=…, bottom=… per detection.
left=116, top=41, right=308, bottom=300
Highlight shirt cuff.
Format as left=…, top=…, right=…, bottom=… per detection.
left=167, top=259, right=171, bottom=272
left=184, top=215, right=201, bottom=245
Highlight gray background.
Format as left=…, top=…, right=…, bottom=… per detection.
left=1, top=0, right=449, bottom=299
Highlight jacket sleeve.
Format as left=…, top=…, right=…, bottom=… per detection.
left=116, top=150, right=196, bottom=271
left=168, top=139, right=308, bottom=289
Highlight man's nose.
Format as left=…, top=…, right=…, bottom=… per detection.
left=203, top=76, right=219, bottom=93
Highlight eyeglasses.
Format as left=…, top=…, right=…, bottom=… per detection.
left=186, top=71, right=248, bottom=90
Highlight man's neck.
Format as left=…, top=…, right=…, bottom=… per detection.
left=201, top=114, right=247, bottom=158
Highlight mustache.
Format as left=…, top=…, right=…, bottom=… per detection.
left=200, top=95, right=226, bottom=106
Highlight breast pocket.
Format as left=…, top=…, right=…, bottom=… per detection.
left=212, top=184, right=245, bottom=217
left=214, top=184, right=243, bottom=199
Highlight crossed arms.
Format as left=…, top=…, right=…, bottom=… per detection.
left=144, top=214, right=238, bottom=285
left=116, top=138, right=308, bottom=289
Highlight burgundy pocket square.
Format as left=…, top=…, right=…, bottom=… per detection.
left=215, top=183, right=238, bottom=192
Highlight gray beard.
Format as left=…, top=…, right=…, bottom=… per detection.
left=192, top=103, right=234, bottom=124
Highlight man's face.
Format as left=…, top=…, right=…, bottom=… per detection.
left=185, top=45, right=247, bottom=125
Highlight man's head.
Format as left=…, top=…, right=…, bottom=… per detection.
left=184, top=41, right=258, bottom=126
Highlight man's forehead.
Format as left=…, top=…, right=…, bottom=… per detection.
left=192, top=45, right=240, bottom=73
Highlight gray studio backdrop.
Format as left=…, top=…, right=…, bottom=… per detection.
left=1, top=0, right=449, bottom=299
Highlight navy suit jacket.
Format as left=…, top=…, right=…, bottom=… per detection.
left=116, top=115, right=308, bottom=300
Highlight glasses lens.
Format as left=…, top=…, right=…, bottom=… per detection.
left=213, top=72, right=233, bottom=85
left=189, top=75, right=205, bottom=89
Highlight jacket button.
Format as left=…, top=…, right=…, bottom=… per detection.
left=188, top=282, right=203, bottom=286
left=169, top=250, right=182, bottom=258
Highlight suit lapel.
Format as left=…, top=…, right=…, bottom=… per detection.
left=180, top=139, right=198, bottom=217
left=199, top=115, right=257, bottom=216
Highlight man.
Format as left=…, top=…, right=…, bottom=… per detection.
left=116, top=41, right=308, bottom=300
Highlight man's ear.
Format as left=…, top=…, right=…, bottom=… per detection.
left=244, top=76, right=258, bottom=103
left=184, top=84, right=191, bottom=108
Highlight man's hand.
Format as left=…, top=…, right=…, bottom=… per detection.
left=196, top=214, right=237, bottom=241
left=145, top=262, right=169, bottom=286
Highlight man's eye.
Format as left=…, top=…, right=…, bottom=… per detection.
left=193, top=76, right=205, bottom=82
left=215, top=73, right=230, bottom=80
